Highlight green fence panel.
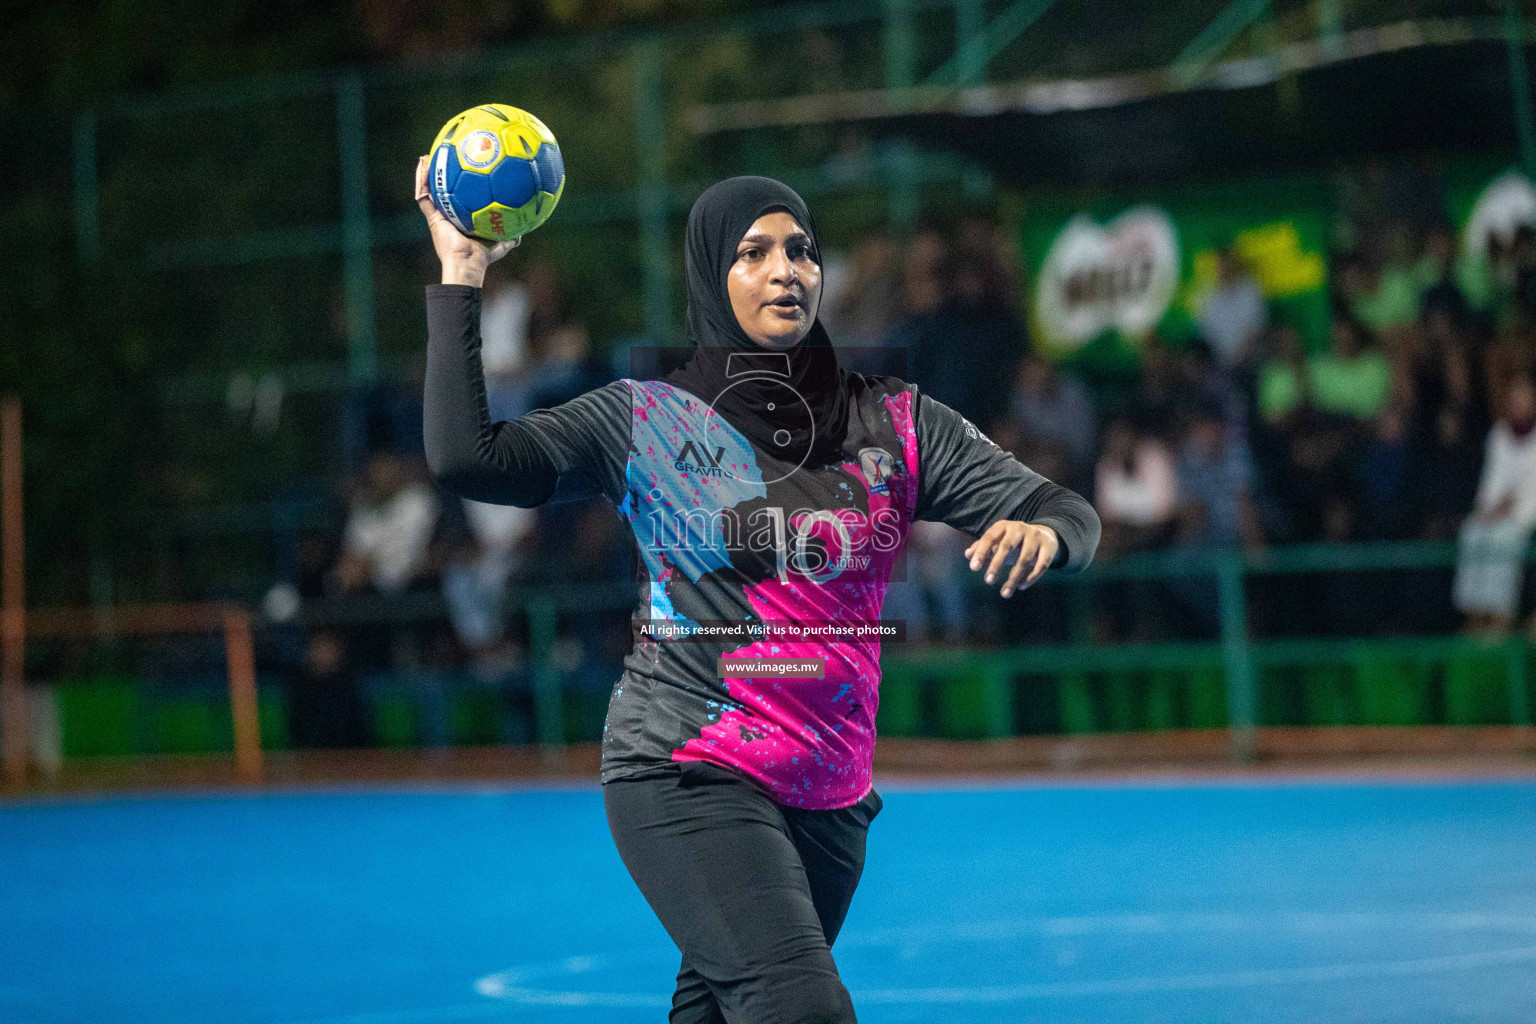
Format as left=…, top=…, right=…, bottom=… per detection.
left=451, top=690, right=506, bottom=747
left=1356, top=657, right=1430, bottom=727
left=1258, top=665, right=1300, bottom=726
left=939, top=668, right=991, bottom=739
left=1303, top=664, right=1356, bottom=726
left=1445, top=650, right=1510, bottom=725
left=1187, top=666, right=1227, bottom=729
left=372, top=693, right=417, bottom=748
left=1145, top=671, right=1178, bottom=731
left=1100, top=672, right=1129, bottom=732
left=152, top=694, right=230, bottom=754
left=562, top=692, right=607, bottom=744
left=1059, top=673, right=1096, bottom=734
left=875, top=666, right=922, bottom=737
left=258, top=685, right=289, bottom=750
left=58, top=677, right=141, bottom=758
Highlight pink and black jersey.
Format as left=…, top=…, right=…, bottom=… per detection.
left=424, top=284, right=1099, bottom=809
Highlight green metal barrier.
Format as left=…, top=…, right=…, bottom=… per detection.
left=503, top=541, right=1534, bottom=763
left=41, top=541, right=1532, bottom=760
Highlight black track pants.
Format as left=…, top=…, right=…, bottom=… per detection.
left=603, top=761, right=883, bottom=1024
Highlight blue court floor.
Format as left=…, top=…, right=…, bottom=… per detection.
left=3, top=777, right=1535, bottom=1023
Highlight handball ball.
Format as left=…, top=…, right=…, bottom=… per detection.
left=427, top=104, right=565, bottom=242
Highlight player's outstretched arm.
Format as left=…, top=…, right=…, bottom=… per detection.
left=911, top=389, right=1100, bottom=598
left=417, top=157, right=631, bottom=510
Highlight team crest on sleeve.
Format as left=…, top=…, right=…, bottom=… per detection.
left=962, top=417, right=998, bottom=447
left=858, top=447, right=897, bottom=494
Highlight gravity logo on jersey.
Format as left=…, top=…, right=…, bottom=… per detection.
left=675, top=440, right=729, bottom=477
left=459, top=130, right=502, bottom=169
left=857, top=447, right=896, bottom=495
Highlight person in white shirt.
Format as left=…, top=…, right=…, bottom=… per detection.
left=1453, top=371, right=1536, bottom=632
left=1197, top=247, right=1268, bottom=371
left=442, top=498, right=536, bottom=650
left=332, top=452, right=441, bottom=595
left=1095, top=418, right=1178, bottom=557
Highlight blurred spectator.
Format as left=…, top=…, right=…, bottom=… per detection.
left=900, top=225, right=949, bottom=318
left=822, top=230, right=904, bottom=374
left=1128, top=334, right=1197, bottom=441
left=1174, top=405, right=1264, bottom=550
left=1355, top=405, right=1412, bottom=539
left=442, top=498, right=536, bottom=653
left=481, top=260, right=581, bottom=420
left=1158, top=404, right=1264, bottom=634
left=1252, top=323, right=1348, bottom=540
left=1452, top=371, right=1536, bottom=634
left=1007, top=355, right=1097, bottom=492
left=480, top=271, right=533, bottom=418
left=288, top=630, right=371, bottom=750
left=1513, top=224, right=1536, bottom=321
left=1416, top=223, right=1474, bottom=331
left=1404, top=312, right=1487, bottom=538
left=1255, top=323, right=1309, bottom=426
left=888, top=228, right=1025, bottom=430
left=1309, top=314, right=1391, bottom=421
left=879, top=521, right=969, bottom=645
left=330, top=451, right=441, bottom=596
left=524, top=320, right=592, bottom=410
left=1196, top=247, right=1267, bottom=371
left=1094, top=418, right=1177, bottom=557
left=1339, top=248, right=1419, bottom=338
left=1178, top=337, right=1250, bottom=445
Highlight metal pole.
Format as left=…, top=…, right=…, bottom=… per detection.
left=954, top=0, right=986, bottom=86
left=2, top=399, right=26, bottom=787
left=883, top=0, right=920, bottom=228
left=1317, top=0, right=1344, bottom=61
left=1506, top=0, right=1536, bottom=173
left=1217, top=549, right=1256, bottom=763
left=337, top=74, right=377, bottom=388
left=884, top=0, right=918, bottom=91
left=926, top=0, right=1060, bottom=89
left=982, top=662, right=1014, bottom=739
left=635, top=39, right=673, bottom=345
left=1507, top=635, right=1531, bottom=728
left=223, top=608, right=263, bottom=784
left=526, top=595, right=565, bottom=763
left=1172, top=0, right=1272, bottom=89
left=73, top=111, right=101, bottom=267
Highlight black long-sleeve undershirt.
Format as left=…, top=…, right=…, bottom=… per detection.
left=424, top=284, right=560, bottom=506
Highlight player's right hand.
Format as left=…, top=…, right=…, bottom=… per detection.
left=415, top=155, right=519, bottom=287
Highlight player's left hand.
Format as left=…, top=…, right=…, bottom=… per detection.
left=415, top=155, right=519, bottom=285
left=964, top=521, right=1059, bottom=599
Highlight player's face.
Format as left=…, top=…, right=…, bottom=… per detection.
left=727, top=212, right=822, bottom=350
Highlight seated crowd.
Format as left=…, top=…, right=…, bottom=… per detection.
left=280, top=206, right=1536, bottom=745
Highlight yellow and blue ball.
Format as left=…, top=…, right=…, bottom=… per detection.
left=427, top=104, right=565, bottom=242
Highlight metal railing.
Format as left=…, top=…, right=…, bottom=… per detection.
left=289, top=538, right=1530, bottom=763
left=20, top=538, right=1532, bottom=768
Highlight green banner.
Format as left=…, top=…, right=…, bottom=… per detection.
left=1021, top=176, right=1333, bottom=374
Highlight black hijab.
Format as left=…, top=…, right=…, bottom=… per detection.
left=666, top=176, right=848, bottom=466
